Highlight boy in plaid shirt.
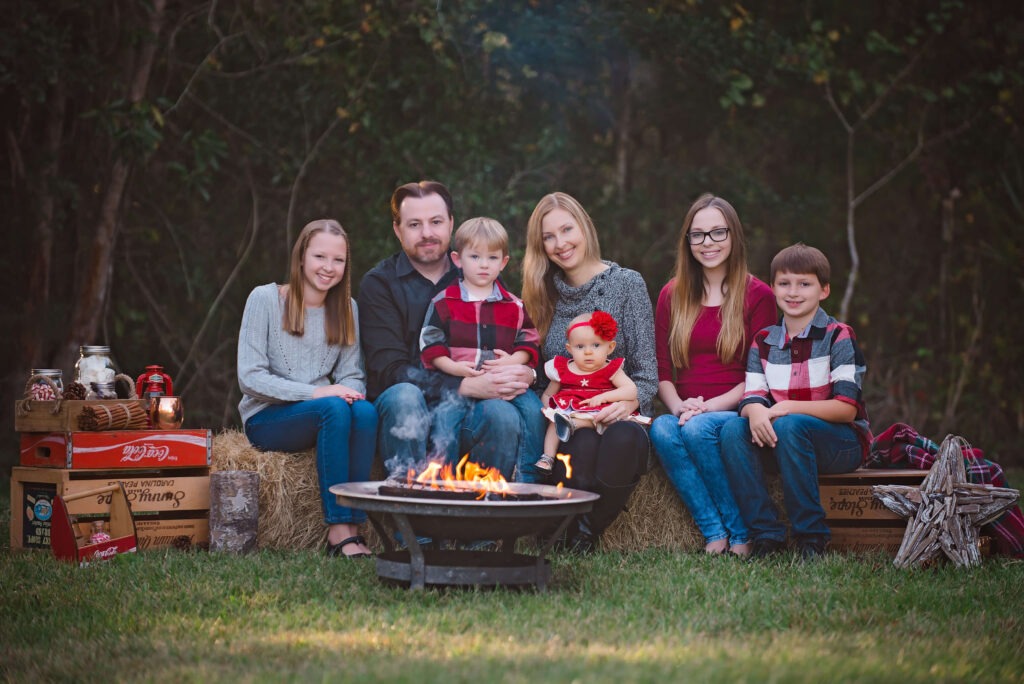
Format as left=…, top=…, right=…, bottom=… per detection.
left=720, top=243, right=871, bottom=560
left=420, top=217, right=542, bottom=465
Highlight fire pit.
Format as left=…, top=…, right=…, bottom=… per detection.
left=331, top=480, right=597, bottom=591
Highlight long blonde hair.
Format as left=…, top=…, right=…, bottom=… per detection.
left=522, top=192, right=602, bottom=338
left=283, top=219, right=355, bottom=346
left=668, top=194, right=750, bottom=368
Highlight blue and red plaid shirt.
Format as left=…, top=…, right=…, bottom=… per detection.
left=739, top=307, right=872, bottom=460
left=420, top=280, right=540, bottom=370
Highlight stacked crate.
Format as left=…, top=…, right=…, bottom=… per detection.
left=11, top=399, right=212, bottom=552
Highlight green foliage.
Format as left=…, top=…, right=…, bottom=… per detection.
left=3, top=0, right=1024, bottom=462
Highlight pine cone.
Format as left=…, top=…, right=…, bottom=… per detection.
left=63, top=382, right=88, bottom=400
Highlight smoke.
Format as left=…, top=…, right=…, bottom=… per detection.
left=383, top=388, right=468, bottom=480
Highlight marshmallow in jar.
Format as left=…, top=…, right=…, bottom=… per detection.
left=74, top=345, right=119, bottom=386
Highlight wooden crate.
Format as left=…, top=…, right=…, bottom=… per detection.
left=819, top=469, right=926, bottom=552
left=15, top=399, right=149, bottom=433
left=10, top=465, right=210, bottom=551
left=19, top=429, right=212, bottom=469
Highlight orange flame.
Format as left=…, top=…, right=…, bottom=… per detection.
left=556, top=453, right=572, bottom=479
left=406, top=453, right=511, bottom=499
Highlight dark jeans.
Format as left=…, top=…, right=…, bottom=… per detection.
left=720, top=414, right=863, bottom=541
left=549, top=421, right=649, bottom=534
left=244, top=397, right=378, bottom=525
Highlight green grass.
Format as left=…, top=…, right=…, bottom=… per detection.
left=2, top=472, right=1023, bottom=683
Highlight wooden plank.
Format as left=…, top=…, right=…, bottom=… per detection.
left=828, top=524, right=908, bottom=552
left=133, top=516, right=209, bottom=551
left=821, top=484, right=907, bottom=521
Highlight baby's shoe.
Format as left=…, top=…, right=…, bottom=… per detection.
left=553, top=413, right=576, bottom=442
left=534, top=453, right=555, bottom=471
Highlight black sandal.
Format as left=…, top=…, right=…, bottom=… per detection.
left=326, top=535, right=372, bottom=559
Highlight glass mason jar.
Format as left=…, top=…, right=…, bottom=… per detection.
left=29, top=369, right=64, bottom=400
left=74, top=345, right=119, bottom=387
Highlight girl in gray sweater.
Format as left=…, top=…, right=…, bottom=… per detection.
left=521, top=192, right=657, bottom=552
left=237, top=219, right=377, bottom=558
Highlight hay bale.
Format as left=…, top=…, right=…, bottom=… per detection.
left=602, top=465, right=787, bottom=552
left=602, top=466, right=703, bottom=551
left=212, top=430, right=326, bottom=551
left=211, top=430, right=786, bottom=554
left=212, top=430, right=388, bottom=551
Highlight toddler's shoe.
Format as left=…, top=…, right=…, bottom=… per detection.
left=534, top=453, right=555, bottom=471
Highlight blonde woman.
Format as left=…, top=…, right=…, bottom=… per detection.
left=649, top=194, right=776, bottom=556
left=237, top=219, right=378, bottom=558
left=521, top=192, right=657, bottom=552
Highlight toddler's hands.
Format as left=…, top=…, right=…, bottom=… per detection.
left=457, top=361, right=485, bottom=377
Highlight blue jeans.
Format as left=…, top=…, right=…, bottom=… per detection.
left=244, top=398, right=378, bottom=525
left=651, top=411, right=749, bottom=546
left=375, top=382, right=544, bottom=480
left=720, top=413, right=863, bottom=541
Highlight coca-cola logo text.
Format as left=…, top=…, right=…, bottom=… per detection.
left=120, top=444, right=177, bottom=463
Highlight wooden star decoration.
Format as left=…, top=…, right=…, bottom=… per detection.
left=872, top=435, right=1019, bottom=568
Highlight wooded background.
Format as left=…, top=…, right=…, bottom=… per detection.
left=3, top=0, right=1022, bottom=467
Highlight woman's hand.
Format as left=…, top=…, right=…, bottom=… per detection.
left=593, top=399, right=639, bottom=427
left=312, top=384, right=365, bottom=404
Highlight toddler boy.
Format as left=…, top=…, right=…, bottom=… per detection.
left=420, top=217, right=542, bottom=465
left=720, top=243, right=872, bottom=560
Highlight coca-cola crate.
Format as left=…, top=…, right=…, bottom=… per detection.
left=9, top=465, right=210, bottom=551
left=19, top=429, right=211, bottom=469
left=51, top=483, right=139, bottom=565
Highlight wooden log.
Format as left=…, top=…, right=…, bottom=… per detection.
left=209, top=470, right=259, bottom=554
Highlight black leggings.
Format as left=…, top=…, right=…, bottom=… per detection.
left=551, top=421, right=649, bottom=534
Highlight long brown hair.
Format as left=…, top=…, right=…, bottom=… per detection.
left=522, top=192, right=602, bottom=338
left=283, top=219, right=355, bottom=346
left=668, top=194, right=750, bottom=368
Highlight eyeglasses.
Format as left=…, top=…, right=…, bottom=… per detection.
left=686, top=227, right=730, bottom=245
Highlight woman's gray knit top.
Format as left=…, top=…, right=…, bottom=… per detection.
left=237, top=283, right=366, bottom=425
left=541, top=262, right=657, bottom=416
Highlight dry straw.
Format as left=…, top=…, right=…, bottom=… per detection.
left=212, top=430, right=717, bottom=552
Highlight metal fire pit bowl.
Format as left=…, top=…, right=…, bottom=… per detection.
left=331, top=481, right=598, bottom=591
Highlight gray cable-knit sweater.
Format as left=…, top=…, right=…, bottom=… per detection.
left=237, top=283, right=366, bottom=425
left=540, top=262, right=657, bottom=416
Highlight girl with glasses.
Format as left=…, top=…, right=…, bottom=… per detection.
left=649, top=194, right=776, bottom=556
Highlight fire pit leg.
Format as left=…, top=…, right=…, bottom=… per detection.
left=391, top=513, right=426, bottom=590
left=532, top=513, right=579, bottom=592
left=366, top=513, right=395, bottom=553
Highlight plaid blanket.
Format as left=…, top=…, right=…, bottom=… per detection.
left=868, top=422, right=1024, bottom=557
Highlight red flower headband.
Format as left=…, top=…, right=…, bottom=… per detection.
left=566, top=310, right=618, bottom=341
